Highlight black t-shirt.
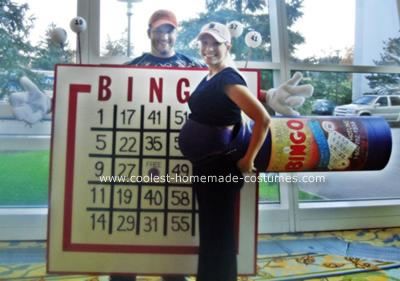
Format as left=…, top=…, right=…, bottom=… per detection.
left=125, top=52, right=205, bottom=67
left=188, top=67, right=247, bottom=126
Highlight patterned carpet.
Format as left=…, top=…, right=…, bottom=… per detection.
left=1, top=228, right=400, bottom=281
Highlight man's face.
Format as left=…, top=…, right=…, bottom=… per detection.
left=149, top=24, right=177, bottom=58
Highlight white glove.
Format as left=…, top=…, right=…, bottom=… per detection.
left=8, top=76, right=52, bottom=125
left=266, top=72, right=314, bottom=116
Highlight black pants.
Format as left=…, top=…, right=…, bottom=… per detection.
left=193, top=155, right=244, bottom=281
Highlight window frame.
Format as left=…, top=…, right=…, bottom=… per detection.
left=2, top=0, right=400, bottom=240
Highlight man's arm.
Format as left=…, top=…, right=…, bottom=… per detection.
left=8, top=76, right=52, bottom=125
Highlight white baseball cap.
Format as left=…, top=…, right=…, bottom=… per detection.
left=197, top=22, right=231, bottom=43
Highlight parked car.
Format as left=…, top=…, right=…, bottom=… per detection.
left=334, top=94, right=400, bottom=122
left=311, top=99, right=336, bottom=115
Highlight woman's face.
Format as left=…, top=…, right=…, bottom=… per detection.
left=199, top=34, right=230, bottom=67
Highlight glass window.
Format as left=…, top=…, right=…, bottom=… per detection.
left=99, top=0, right=271, bottom=62
left=259, top=173, right=280, bottom=203
left=0, top=0, right=77, bottom=207
left=292, top=70, right=400, bottom=202
left=376, top=97, right=388, bottom=106
left=7, top=0, right=77, bottom=55
left=258, top=69, right=280, bottom=204
left=287, top=0, right=400, bottom=66
left=297, top=160, right=400, bottom=202
left=390, top=96, right=400, bottom=106
left=298, top=71, right=400, bottom=116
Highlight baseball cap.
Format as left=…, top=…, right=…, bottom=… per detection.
left=148, top=9, right=178, bottom=29
left=197, top=22, right=231, bottom=43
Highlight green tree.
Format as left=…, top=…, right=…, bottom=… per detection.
left=365, top=36, right=400, bottom=94
left=175, top=0, right=304, bottom=61
left=206, top=0, right=266, bottom=12
left=102, top=34, right=129, bottom=57
left=299, top=54, right=352, bottom=114
left=0, top=0, right=36, bottom=98
left=31, top=23, right=75, bottom=73
left=100, top=28, right=136, bottom=57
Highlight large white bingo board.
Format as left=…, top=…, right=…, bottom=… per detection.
left=47, top=65, right=259, bottom=276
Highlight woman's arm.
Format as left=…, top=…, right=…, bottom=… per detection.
left=226, top=84, right=271, bottom=172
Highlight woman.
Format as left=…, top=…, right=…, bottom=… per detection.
left=179, top=22, right=270, bottom=281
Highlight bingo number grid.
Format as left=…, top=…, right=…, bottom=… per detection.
left=84, top=104, right=197, bottom=246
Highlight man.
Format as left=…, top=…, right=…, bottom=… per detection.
left=126, top=9, right=204, bottom=67
left=8, top=9, right=313, bottom=281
